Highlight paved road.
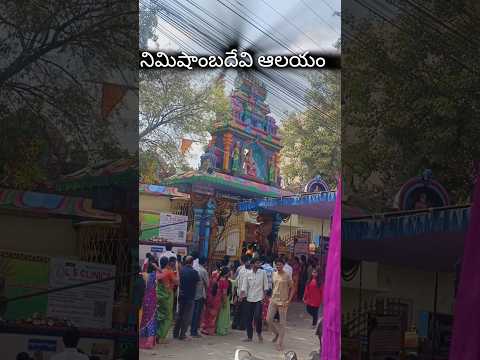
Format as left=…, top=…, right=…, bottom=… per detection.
left=140, top=302, right=320, bottom=360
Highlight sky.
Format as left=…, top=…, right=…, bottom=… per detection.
left=147, top=0, right=340, bottom=54
left=142, top=0, right=341, bottom=167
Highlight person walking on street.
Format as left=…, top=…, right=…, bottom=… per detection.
left=298, top=255, right=308, bottom=301
left=232, top=255, right=251, bottom=330
left=173, top=256, right=199, bottom=340
left=201, top=263, right=228, bottom=335
left=261, top=256, right=274, bottom=323
left=240, top=257, right=269, bottom=343
left=215, top=266, right=233, bottom=336
left=267, top=258, right=294, bottom=351
left=303, top=267, right=323, bottom=328
left=139, top=258, right=158, bottom=349
left=156, top=257, right=178, bottom=344
left=280, top=255, right=293, bottom=280
left=191, top=257, right=209, bottom=337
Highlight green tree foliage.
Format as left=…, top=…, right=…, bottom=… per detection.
left=280, top=71, right=340, bottom=191
left=342, top=0, right=480, bottom=212
left=0, top=1, right=136, bottom=189
left=139, top=70, right=229, bottom=182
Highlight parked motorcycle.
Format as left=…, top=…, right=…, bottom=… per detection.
left=234, top=348, right=320, bottom=360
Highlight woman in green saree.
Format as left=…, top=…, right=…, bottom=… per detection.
left=156, top=256, right=178, bottom=344
left=215, top=266, right=232, bottom=336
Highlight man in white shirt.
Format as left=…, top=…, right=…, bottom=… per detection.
left=240, top=257, right=268, bottom=342
left=160, top=243, right=176, bottom=260
left=51, top=327, right=89, bottom=360
left=232, top=255, right=251, bottom=330
left=275, top=255, right=293, bottom=280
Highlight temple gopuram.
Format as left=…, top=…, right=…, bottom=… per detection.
left=162, top=73, right=293, bottom=260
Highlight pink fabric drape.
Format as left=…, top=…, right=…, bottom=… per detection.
left=321, top=179, right=341, bottom=360
left=449, top=175, right=480, bottom=359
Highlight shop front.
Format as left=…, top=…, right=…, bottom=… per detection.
left=0, top=188, right=134, bottom=359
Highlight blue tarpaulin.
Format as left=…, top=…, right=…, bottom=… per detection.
left=342, top=206, right=470, bottom=271
left=236, top=191, right=336, bottom=218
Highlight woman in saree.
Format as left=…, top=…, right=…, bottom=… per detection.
left=215, top=267, right=233, bottom=336
left=130, top=266, right=145, bottom=331
left=156, top=256, right=178, bottom=344
left=201, top=263, right=227, bottom=335
left=139, top=259, right=158, bottom=349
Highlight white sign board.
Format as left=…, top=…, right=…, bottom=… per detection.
left=139, top=244, right=165, bottom=266
left=0, top=333, right=115, bottom=360
left=159, top=213, right=188, bottom=243
left=47, top=258, right=115, bottom=329
left=294, top=235, right=309, bottom=257
left=138, top=244, right=188, bottom=266
left=226, top=229, right=240, bottom=256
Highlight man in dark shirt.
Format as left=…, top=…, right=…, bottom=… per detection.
left=173, top=256, right=199, bottom=340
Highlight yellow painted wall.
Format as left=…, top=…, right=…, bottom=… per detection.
left=139, top=193, right=172, bottom=213
left=279, top=215, right=331, bottom=239
left=0, top=214, right=77, bottom=257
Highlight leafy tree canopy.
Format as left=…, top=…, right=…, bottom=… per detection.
left=280, top=71, right=340, bottom=192
left=139, top=70, right=229, bottom=183
left=0, top=1, right=137, bottom=190
left=342, top=0, right=480, bottom=212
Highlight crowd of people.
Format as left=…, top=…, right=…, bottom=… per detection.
left=138, top=243, right=324, bottom=352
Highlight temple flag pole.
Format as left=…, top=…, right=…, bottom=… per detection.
left=321, top=177, right=341, bottom=360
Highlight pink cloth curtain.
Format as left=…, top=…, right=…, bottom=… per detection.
left=449, top=175, right=480, bottom=359
left=321, top=179, right=341, bottom=360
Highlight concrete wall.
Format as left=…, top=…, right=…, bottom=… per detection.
left=0, top=213, right=77, bottom=257
left=342, top=261, right=455, bottom=326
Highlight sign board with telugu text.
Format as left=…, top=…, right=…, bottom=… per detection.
left=159, top=213, right=188, bottom=243
left=47, top=258, right=115, bottom=329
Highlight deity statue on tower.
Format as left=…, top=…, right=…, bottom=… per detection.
left=231, top=142, right=241, bottom=174
left=199, top=142, right=217, bottom=173
left=268, top=155, right=276, bottom=184
left=244, top=149, right=257, bottom=177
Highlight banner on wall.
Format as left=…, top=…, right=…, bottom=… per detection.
left=294, top=233, right=309, bottom=257
left=0, top=333, right=115, bottom=360
left=47, top=258, right=116, bottom=329
left=138, top=244, right=188, bottom=265
left=159, top=213, right=188, bottom=243
left=0, top=250, right=50, bottom=320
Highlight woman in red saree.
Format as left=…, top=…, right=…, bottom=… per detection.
left=201, top=265, right=229, bottom=335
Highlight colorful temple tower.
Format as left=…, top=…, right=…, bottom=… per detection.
left=162, top=73, right=291, bottom=260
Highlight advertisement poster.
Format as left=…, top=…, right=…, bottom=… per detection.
left=0, top=250, right=50, bottom=320
left=47, top=258, right=115, bottom=329
left=159, top=213, right=188, bottom=243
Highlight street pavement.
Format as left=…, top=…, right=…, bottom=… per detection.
left=140, top=302, right=320, bottom=360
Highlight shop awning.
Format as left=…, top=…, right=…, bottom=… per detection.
left=236, top=191, right=336, bottom=219
left=162, top=170, right=292, bottom=199
left=54, top=158, right=137, bottom=192
left=342, top=206, right=470, bottom=271
left=0, top=188, right=120, bottom=221
left=140, top=184, right=189, bottom=199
